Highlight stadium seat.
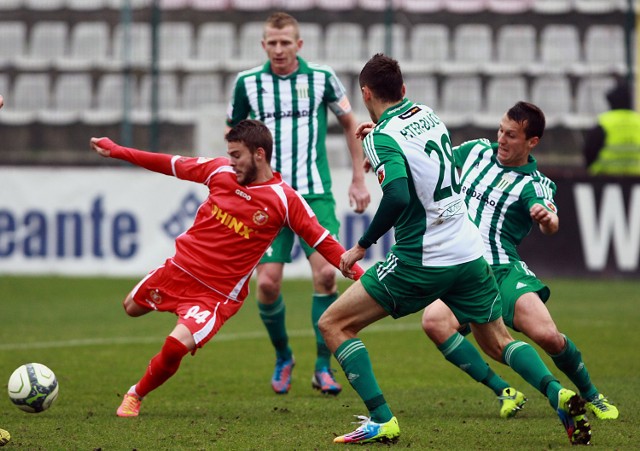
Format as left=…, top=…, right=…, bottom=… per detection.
left=443, top=24, right=492, bottom=74
left=230, top=0, right=272, bottom=9
left=277, top=0, right=316, bottom=9
left=25, top=0, right=65, bottom=9
left=43, top=73, right=94, bottom=124
left=573, top=0, right=627, bottom=13
left=583, top=25, right=626, bottom=74
left=0, top=22, right=27, bottom=67
left=138, top=74, right=180, bottom=119
left=235, top=21, right=267, bottom=71
left=299, top=22, right=323, bottom=62
left=159, top=0, right=190, bottom=9
left=367, top=23, right=407, bottom=61
left=324, top=23, right=364, bottom=70
left=486, top=0, right=532, bottom=13
left=107, top=0, right=150, bottom=8
left=58, top=21, right=110, bottom=70
left=17, top=21, right=69, bottom=71
left=539, top=24, right=581, bottom=73
left=182, top=73, right=225, bottom=110
left=186, top=22, right=236, bottom=71
left=407, top=24, right=449, bottom=72
left=573, top=75, right=616, bottom=124
left=440, top=75, right=482, bottom=127
left=317, top=0, right=357, bottom=10
left=404, top=75, right=438, bottom=110
left=159, top=22, right=195, bottom=70
left=83, top=73, right=133, bottom=124
left=0, top=0, right=24, bottom=10
left=444, top=0, right=487, bottom=13
left=493, top=24, right=537, bottom=74
left=93, top=73, right=132, bottom=112
left=66, top=0, right=108, bottom=9
left=475, top=75, right=528, bottom=127
left=112, top=22, right=151, bottom=68
left=11, top=73, right=51, bottom=123
left=358, top=0, right=403, bottom=10
left=191, top=0, right=229, bottom=9
left=531, top=0, right=572, bottom=14
left=530, top=75, right=572, bottom=126
left=400, top=0, right=444, bottom=12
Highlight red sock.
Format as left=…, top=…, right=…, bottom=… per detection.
left=135, top=336, right=189, bottom=398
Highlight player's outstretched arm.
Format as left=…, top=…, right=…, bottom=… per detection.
left=89, top=137, right=175, bottom=176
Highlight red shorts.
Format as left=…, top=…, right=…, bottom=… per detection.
left=131, top=259, right=243, bottom=348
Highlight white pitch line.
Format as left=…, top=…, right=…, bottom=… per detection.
left=0, top=322, right=419, bottom=351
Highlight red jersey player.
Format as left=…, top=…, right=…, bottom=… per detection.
left=89, top=119, right=363, bottom=418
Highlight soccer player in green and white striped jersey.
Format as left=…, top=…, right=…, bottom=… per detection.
left=421, top=102, right=618, bottom=422
left=226, top=12, right=370, bottom=396
left=320, top=56, right=591, bottom=446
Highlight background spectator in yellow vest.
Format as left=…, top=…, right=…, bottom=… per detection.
left=583, top=79, right=640, bottom=176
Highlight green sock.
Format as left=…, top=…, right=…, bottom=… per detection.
left=258, top=295, right=292, bottom=361
left=550, top=335, right=598, bottom=400
left=502, top=340, right=561, bottom=409
left=312, top=292, right=338, bottom=370
left=439, top=332, right=509, bottom=396
left=335, top=338, right=393, bottom=423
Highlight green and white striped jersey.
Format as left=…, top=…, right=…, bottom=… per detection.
left=226, top=57, right=351, bottom=196
left=455, top=138, right=558, bottom=265
left=363, top=99, right=485, bottom=267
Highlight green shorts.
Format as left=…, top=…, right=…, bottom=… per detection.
left=492, top=261, right=550, bottom=330
left=259, top=194, right=340, bottom=264
left=361, top=252, right=502, bottom=324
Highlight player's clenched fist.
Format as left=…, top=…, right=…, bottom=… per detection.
left=90, top=137, right=116, bottom=157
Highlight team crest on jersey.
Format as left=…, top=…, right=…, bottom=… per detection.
left=544, top=200, right=558, bottom=213
left=253, top=210, right=269, bottom=226
left=295, top=83, right=309, bottom=99
left=496, top=173, right=515, bottom=190
left=376, top=165, right=386, bottom=185
left=148, top=289, right=162, bottom=305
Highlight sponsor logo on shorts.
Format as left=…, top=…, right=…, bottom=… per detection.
left=148, top=289, right=162, bottom=305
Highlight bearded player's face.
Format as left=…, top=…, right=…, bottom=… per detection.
left=227, top=142, right=259, bottom=185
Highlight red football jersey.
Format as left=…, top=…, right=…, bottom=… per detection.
left=106, top=142, right=347, bottom=302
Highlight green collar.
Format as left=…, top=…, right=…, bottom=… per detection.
left=263, top=56, right=310, bottom=79
left=377, top=98, right=413, bottom=123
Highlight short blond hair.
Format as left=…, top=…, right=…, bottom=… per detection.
left=264, top=12, right=300, bottom=39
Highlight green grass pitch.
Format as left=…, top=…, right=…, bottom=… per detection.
left=0, top=276, right=639, bottom=450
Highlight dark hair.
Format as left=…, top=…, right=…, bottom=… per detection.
left=507, top=101, right=546, bottom=140
left=264, top=12, right=299, bottom=39
left=606, top=78, right=632, bottom=110
left=225, top=120, right=273, bottom=162
left=359, top=53, right=404, bottom=103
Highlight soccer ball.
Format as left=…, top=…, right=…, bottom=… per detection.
left=7, top=363, right=59, bottom=413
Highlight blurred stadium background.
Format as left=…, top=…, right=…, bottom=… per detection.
left=0, top=0, right=635, bottom=171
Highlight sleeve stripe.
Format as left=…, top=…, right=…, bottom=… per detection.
left=170, top=155, right=181, bottom=177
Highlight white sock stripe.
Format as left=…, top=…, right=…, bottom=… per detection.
left=440, top=332, right=465, bottom=357
left=336, top=340, right=366, bottom=364
left=504, top=340, right=528, bottom=365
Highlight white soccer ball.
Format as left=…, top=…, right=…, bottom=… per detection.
left=7, top=363, right=59, bottom=413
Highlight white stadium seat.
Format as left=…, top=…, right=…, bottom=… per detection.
left=367, top=23, right=407, bottom=61
left=0, top=22, right=27, bottom=66
left=531, top=75, right=572, bottom=125
left=539, top=25, right=581, bottom=72
left=440, top=75, right=482, bottom=126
